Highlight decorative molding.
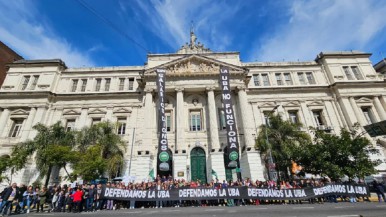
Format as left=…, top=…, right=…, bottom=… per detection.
left=10, top=109, right=29, bottom=116
left=88, top=108, right=107, bottom=114
left=2, top=85, right=14, bottom=90
left=175, top=87, right=184, bottom=92
left=62, top=109, right=81, bottom=115
left=355, top=97, right=373, bottom=104
left=113, top=107, right=132, bottom=114
left=283, top=101, right=300, bottom=107
left=205, top=86, right=216, bottom=92
left=258, top=102, right=277, bottom=108
left=38, top=84, right=50, bottom=89
left=307, top=101, right=324, bottom=107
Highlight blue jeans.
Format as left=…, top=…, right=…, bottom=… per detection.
left=86, top=198, right=94, bottom=211
left=130, top=200, right=135, bottom=209
left=1, top=201, right=13, bottom=215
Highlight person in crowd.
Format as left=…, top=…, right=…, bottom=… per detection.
left=23, top=186, right=35, bottom=214
left=72, top=187, right=83, bottom=213
left=86, top=184, right=96, bottom=212
left=372, top=179, right=386, bottom=202
left=37, top=186, right=48, bottom=213
left=1, top=183, right=20, bottom=217
left=95, top=183, right=103, bottom=211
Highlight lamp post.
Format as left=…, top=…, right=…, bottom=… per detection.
left=265, top=105, right=279, bottom=181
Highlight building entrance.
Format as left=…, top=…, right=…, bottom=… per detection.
left=190, top=147, right=207, bottom=183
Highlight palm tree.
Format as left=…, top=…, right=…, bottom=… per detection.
left=10, top=122, right=76, bottom=186
left=255, top=114, right=311, bottom=180
left=76, top=121, right=125, bottom=179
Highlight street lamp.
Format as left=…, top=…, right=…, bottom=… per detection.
left=265, top=105, right=279, bottom=181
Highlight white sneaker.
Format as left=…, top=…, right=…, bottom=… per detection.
left=160, top=206, right=162, bottom=208
left=27, top=209, right=30, bottom=214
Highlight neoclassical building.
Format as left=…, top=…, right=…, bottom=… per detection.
left=1, top=33, right=386, bottom=185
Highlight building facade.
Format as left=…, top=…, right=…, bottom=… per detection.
left=1, top=33, right=386, bottom=185
left=0, top=41, right=23, bottom=87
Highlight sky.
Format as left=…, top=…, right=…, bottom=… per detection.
left=1, top=0, right=386, bottom=67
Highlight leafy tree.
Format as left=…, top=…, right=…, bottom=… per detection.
left=71, top=145, right=107, bottom=181
left=10, top=122, right=76, bottom=186
left=75, top=122, right=125, bottom=179
left=0, top=155, right=10, bottom=182
left=255, top=114, right=311, bottom=180
left=295, top=125, right=380, bottom=180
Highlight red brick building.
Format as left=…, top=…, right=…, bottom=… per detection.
left=0, top=41, right=23, bottom=87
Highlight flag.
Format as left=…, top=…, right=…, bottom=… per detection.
left=211, top=169, right=218, bottom=179
left=148, top=168, right=155, bottom=180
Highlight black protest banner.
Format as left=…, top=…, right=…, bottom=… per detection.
left=156, top=68, right=170, bottom=172
left=101, top=184, right=369, bottom=201
left=219, top=66, right=240, bottom=169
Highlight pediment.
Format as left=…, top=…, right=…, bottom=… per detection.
left=356, top=97, right=372, bottom=103
left=88, top=108, right=106, bottom=114
left=11, top=109, right=29, bottom=115
left=113, top=107, right=132, bottom=114
left=145, top=54, right=245, bottom=77
left=283, top=101, right=300, bottom=107
left=307, top=101, right=324, bottom=106
left=258, top=102, right=277, bottom=108
left=63, top=109, right=81, bottom=115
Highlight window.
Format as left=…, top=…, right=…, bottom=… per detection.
left=66, top=119, right=76, bottom=131
left=253, top=75, right=260, bottom=86
left=342, top=66, right=363, bottom=80
left=81, top=79, right=87, bottom=92
left=306, top=72, right=315, bottom=84
left=119, top=78, right=125, bottom=91
left=91, top=118, right=101, bottom=126
left=362, top=107, right=375, bottom=124
left=351, top=66, right=363, bottom=80
left=71, top=79, right=78, bottom=92
left=30, top=76, right=39, bottom=90
left=284, top=73, right=293, bottom=85
left=190, top=110, right=202, bottom=131
left=343, top=66, right=354, bottom=80
left=105, top=78, right=111, bottom=91
left=95, top=79, right=101, bottom=91
left=117, top=118, right=126, bottom=135
left=218, top=109, right=226, bottom=130
left=9, top=119, right=23, bottom=137
left=312, top=110, right=324, bottom=126
left=165, top=111, right=172, bottom=132
left=128, top=78, right=134, bottom=90
left=275, top=73, right=283, bottom=86
left=262, top=74, right=270, bottom=86
left=21, top=76, right=30, bottom=90
left=288, top=111, right=299, bottom=124
left=263, top=111, right=271, bottom=126
left=298, top=72, right=306, bottom=85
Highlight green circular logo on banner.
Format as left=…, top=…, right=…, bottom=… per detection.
left=159, top=152, right=169, bottom=162
left=229, top=151, right=239, bottom=161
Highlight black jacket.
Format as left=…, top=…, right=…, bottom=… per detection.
left=1, top=186, right=20, bottom=201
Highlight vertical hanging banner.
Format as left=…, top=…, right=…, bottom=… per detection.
left=219, top=66, right=240, bottom=168
left=156, top=69, right=170, bottom=172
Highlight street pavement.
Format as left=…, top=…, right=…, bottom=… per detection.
left=14, top=202, right=386, bottom=217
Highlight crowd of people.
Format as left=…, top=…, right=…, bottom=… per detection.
left=0, top=176, right=385, bottom=216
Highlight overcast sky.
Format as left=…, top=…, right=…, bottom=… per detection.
left=1, top=0, right=386, bottom=67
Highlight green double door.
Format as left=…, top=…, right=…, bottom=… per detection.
left=190, top=147, right=207, bottom=183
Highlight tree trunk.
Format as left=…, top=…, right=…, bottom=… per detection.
left=44, top=165, right=52, bottom=187
left=63, top=164, right=74, bottom=182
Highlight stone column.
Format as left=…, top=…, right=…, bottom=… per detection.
left=76, top=108, right=89, bottom=130
left=337, top=97, right=358, bottom=128
left=21, top=107, right=37, bottom=141
left=175, top=88, right=185, bottom=151
left=0, top=108, right=10, bottom=137
left=300, top=101, right=314, bottom=128
left=324, top=100, right=341, bottom=135
left=143, top=88, right=154, bottom=149
left=206, top=87, right=220, bottom=150
left=349, top=97, right=366, bottom=126
left=237, top=86, right=255, bottom=148
left=374, top=96, right=386, bottom=121
left=28, top=107, right=48, bottom=139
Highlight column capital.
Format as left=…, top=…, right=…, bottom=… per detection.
left=236, top=85, right=247, bottom=92
left=205, top=86, right=216, bottom=92
left=144, top=87, right=154, bottom=93
left=175, top=87, right=184, bottom=92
